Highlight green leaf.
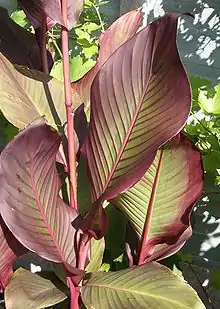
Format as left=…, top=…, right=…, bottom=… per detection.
left=0, top=53, right=82, bottom=130
left=83, top=44, right=98, bottom=60
left=10, top=10, right=28, bottom=28
left=5, top=268, right=67, bottom=309
left=51, top=57, right=95, bottom=82
left=190, top=77, right=211, bottom=101
left=86, top=238, right=105, bottom=272
left=199, top=84, right=220, bottom=114
left=81, top=262, right=205, bottom=309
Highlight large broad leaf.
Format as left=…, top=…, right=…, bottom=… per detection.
left=5, top=268, right=67, bottom=309
left=0, top=216, right=26, bottom=292
left=81, top=262, right=205, bottom=309
left=0, top=53, right=82, bottom=130
left=0, top=118, right=82, bottom=275
left=72, top=8, right=142, bottom=110
left=113, top=134, right=203, bottom=263
left=0, top=7, right=52, bottom=70
left=83, top=14, right=191, bottom=205
left=18, top=0, right=83, bottom=30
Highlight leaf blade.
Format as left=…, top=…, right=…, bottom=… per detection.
left=86, top=238, right=105, bottom=273
left=5, top=268, right=67, bottom=309
left=0, top=216, right=26, bottom=292
left=72, top=7, right=142, bottom=110
left=84, top=14, right=192, bottom=204
left=0, top=119, right=81, bottom=273
left=81, top=262, right=205, bottom=309
left=18, top=0, right=83, bottom=30
left=0, top=53, right=82, bottom=130
left=113, top=134, right=203, bottom=262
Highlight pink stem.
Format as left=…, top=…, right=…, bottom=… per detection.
left=61, top=0, right=78, bottom=210
left=68, top=277, right=80, bottom=309
left=78, top=234, right=91, bottom=271
left=138, top=152, right=163, bottom=265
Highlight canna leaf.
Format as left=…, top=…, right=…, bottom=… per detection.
left=0, top=216, right=26, bottom=292
left=0, top=7, right=53, bottom=71
left=5, top=268, right=67, bottom=309
left=86, top=238, right=105, bottom=273
left=113, top=134, right=203, bottom=263
left=72, top=7, right=142, bottom=110
left=18, top=0, right=83, bottom=30
left=0, top=53, right=82, bottom=130
left=18, top=0, right=54, bottom=30
left=84, top=14, right=191, bottom=205
left=0, top=118, right=83, bottom=275
left=81, top=262, right=205, bottom=309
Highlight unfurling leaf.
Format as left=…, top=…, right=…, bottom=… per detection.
left=72, top=7, right=142, bottom=110
left=83, top=14, right=191, bottom=236
left=0, top=216, right=26, bottom=292
left=113, top=134, right=203, bottom=263
left=0, top=118, right=82, bottom=276
left=81, top=262, right=205, bottom=309
left=5, top=268, right=67, bottom=309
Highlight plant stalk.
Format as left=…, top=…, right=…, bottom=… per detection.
left=68, top=277, right=80, bottom=309
left=78, top=234, right=90, bottom=271
left=138, top=151, right=163, bottom=265
left=61, top=0, right=78, bottom=210
left=35, top=15, right=49, bottom=74
left=92, top=3, right=105, bottom=32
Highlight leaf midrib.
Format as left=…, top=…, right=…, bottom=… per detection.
left=84, top=281, right=193, bottom=309
left=102, top=42, right=154, bottom=196
left=28, top=138, right=67, bottom=264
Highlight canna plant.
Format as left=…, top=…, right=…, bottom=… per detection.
left=0, top=1, right=205, bottom=308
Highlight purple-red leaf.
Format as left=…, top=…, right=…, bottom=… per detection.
left=0, top=7, right=53, bottom=70
left=72, top=8, right=142, bottom=110
left=18, top=0, right=55, bottom=30
left=84, top=13, right=191, bottom=206
left=18, top=0, right=83, bottom=30
left=113, top=135, right=203, bottom=263
left=0, top=217, right=26, bottom=292
left=0, top=118, right=82, bottom=276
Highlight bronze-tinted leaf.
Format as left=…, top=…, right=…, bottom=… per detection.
left=113, top=135, right=203, bottom=263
